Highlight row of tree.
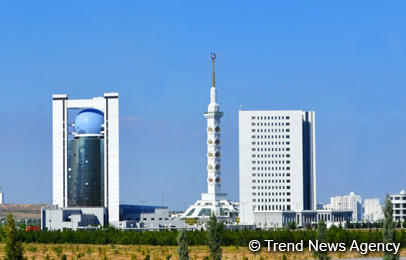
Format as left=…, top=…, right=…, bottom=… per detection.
left=0, top=195, right=401, bottom=259
left=4, top=225, right=406, bottom=247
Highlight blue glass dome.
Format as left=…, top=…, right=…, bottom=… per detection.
left=74, top=109, right=104, bottom=134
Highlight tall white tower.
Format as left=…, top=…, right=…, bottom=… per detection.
left=203, top=53, right=224, bottom=201
left=181, top=54, right=238, bottom=222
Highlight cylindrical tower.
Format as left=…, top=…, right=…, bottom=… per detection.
left=205, top=53, right=223, bottom=198
left=67, top=109, right=105, bottom=207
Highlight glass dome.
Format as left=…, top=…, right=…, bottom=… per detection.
left=74, top=108, right=104, bottom=134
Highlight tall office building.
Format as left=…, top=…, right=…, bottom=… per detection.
left=239, top=110, right=316, bottom=225
left=326, top=192, right=362, bottom=221
left=181, top=54, right=237, bottom=222
left=363, top=198, right=383, bottom=222
left=52, top=93, right=119, bottom=223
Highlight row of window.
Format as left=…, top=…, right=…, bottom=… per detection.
left=254, top=205, right=291, bottom=211
left=252, top=128, right=290, bottom=133
left=253, top=192, right=291, bottom=196
left=393, top=204, right=406, bottom=208
left=142, top=217, right=169, bottom=221
left=252, top=186, right=291, bottom=190
left=254, top=147, right=290, bottom=152
left=394, top=210, right=406, bottom=214
left=252, top=160, right=291, bottom=164
left=253, top=167, right=291, bottom=171
left=253, top=173, right=291, bottom=177
left=252, top=135, right=290, bottom=139
left=253, top=179, right=290, bottom=184
left=253, top=141, right=290, bottom=146
left=252, top=122, right=290, bottom=126
left=254, top=198, right=291, bottom=203
left=252, top=116, right=290, bottom=120
left=391, top=196, right=406, bottom=201
left=253, top=154, right=290, bottom=158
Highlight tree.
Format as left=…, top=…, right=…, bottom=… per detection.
left=207, top=214, right=223, bottom=260
left=344, top=219, right=351, bottom=229
left=4, top=213, right=24, bottom=260
left=314, top=219, right=329, bottom=260
left=402, top=219, right=406, bottom=229
left=177, top=230, right=189, bottom=260
left=287, top=221, right=297, bottom=230
left=383, top=195, right=399, bottom=260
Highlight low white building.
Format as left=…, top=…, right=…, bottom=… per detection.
left=389, top=190, right=406, bottom=221
left=363, top=198, right=383, bottom=222
left=253, top=209, right=352, bottom=229
left=327, top=192, right=362, bottom=221
left=0, top=192, right=3, bottom=204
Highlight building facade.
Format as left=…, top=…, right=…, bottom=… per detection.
left=363, top=198, right=383, bottom=222
left=389, top=190, right=406, bottom=221
left=253, top=209, right=352, bottom=229
left=239, top=110, right=317, bottom=225
left=326, top=192, right=362, bottom=221
left=48, top=93, right=119, bottom=227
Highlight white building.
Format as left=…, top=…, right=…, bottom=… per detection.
left=327, top=192, right=362, bottom=221
left=363, top=198, right=383, bottom=222
left=50, top=93, right=119, bottom=224
left=239, top=110, right=317, bottom=225
left=389, top=190, right=406, bottom=221
left=181, top=54, right=238, bottom=223
left=0, top=192, right=3, bottom=204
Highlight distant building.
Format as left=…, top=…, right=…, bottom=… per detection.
left=327, top=192, right=362, bottom=221
left=389, top=190, right=406, bottom=221
left=0, top=192, right=3, bottom=204
left=254, top=209, right=352, bottom=229
left=43, top=204, right=185, bottom=231
left=239, top=110, right=317, bottom=225
left=363, top=198, right=383, bottom=222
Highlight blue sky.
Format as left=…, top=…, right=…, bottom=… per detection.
left=0, top=1, right=406, bottom=210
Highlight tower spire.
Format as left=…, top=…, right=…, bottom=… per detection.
left=211, top=53, right=216, bottom=88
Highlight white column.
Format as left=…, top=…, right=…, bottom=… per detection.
left=105, top=93, right=120, bottom=223
left=52, top=94, right=68, bottom=207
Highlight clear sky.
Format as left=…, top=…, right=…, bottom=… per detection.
left=0, top=1, right=405, bottom=210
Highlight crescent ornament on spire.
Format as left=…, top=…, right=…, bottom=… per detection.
left=211, top=53, right=216, bottom=88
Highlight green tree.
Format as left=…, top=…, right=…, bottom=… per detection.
left=314, top=219, right=329, bottom=260
left=177, top=230, right=189, bottom=260
left=383, top=195, right=399, bottom=260
left=402, top=219, right=406, bottom=229
left=287, top=221, right=297, bottom=230
left=207, top=214, right=223, bottom=260
left=4, top=213, right=24, bottom=260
